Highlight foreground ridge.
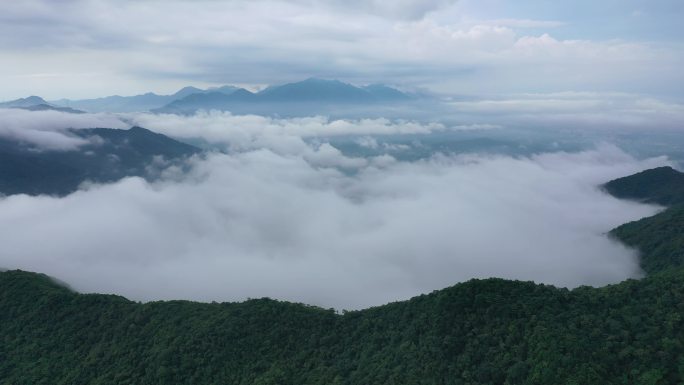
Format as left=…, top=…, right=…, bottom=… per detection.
left=2, top=267, right=684, bottom=384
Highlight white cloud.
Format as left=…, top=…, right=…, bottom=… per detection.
left=449, top=92, right=684, bottom=130
left=0, top=141, right=667, bottom=309
left=307, top=0, right=460, bottom=20
left=356, top=136, right=379, bottom=149
left=127, top=111, right=446, bottom=153
left=0, top=109, right=127, bottom=150
left=485, top=19, right=566, bottom=29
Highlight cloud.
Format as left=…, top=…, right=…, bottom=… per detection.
left=449, top=92, right=684, bottom=130
left=127, top=111, right=446, bottom=152
left=304, top=0, right=460, bottom=20
left=0, top=136, right=667, bottom=309
left=0, top=108, right=127, bottom=150
left=484, top=19, right=566, bottom=29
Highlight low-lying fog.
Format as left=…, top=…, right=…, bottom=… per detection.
left=0, top=108, right=671, bottom=309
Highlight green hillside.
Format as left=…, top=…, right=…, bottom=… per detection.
left=602, top=166, right=684, bottom=206
left=1, top=269, right=684, bottom=385
left=611, top=204, right=684, bottom=274
left=605, top=166, right=684, bottom=274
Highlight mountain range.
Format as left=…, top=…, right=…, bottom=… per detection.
left=49, top=85, right=239, bottom=113
left=2, top=166, right=684, bottom=383
left=0, top=96, right=85, bottom=114
left=1, top=79, right=416, bottom=115
left=153, top=78, right=415, bottom=115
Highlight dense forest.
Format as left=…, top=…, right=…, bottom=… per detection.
left=602, top=166, right=684, bottom=206
left=611, top=204, right=684, bottom=274
left=2, top=166, right=684, bottom=384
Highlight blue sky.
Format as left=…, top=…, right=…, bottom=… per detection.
left=452, top=0, right=683, bottom=41
left=0, top=0, right=682, bottom=100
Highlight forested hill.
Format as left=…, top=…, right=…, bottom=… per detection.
left=3, top=167, right=684, bottom=384
left=605, top=166, right=684, bottom=274
left=603, top=166, right=684, bottom=206
left=1, top=268, right=684, bottom=384
left=612, top=205, right=684, bottom=274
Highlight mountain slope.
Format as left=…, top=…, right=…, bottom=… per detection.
left=1, top=268, right=683, bottom=384
left=363, top=84, right=413, bottom=101
left=611, top=205, right=684, bottom=274
left=604, top=166, right=684, bottom=274
left=0, top=126, right=199, bottom=196
left=603, top=166, right=684, bottom=206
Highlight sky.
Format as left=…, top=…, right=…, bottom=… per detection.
left=0, top=0, right=682, bottom=100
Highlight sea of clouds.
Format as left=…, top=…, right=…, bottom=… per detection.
left=0, top=109, right=668, bottom=309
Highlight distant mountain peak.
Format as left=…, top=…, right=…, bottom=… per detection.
left=24, top=95, right=48, bottom=103
left=363, top=83, right=395, bottom=90
left=207, top=85, right=240, bottom=93
left=0, top=95, right=50, bottom=108
left=301, top=77, right=343, bottom=84
left=258, top=78, right=376, bottom=102
left=230, top=88, right=255, bottom=96
left=173, top=86, right=204, bottom=98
